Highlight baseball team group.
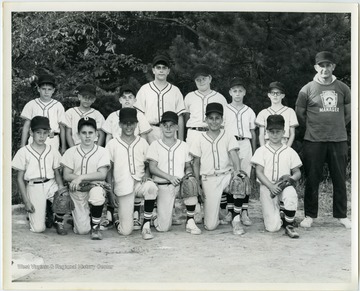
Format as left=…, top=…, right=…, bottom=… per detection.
left=12, top=50, right=351, bottom=241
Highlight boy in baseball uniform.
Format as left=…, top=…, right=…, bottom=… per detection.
left=20, top=74, right=66, bottom=154
left=134, top=54, right=186, bottom=144
left=106, top=108, right=158, bottom=240
left=12, top=116, right=66, bottom=235
left=147, top=111, right=201, bottom=234
left=251, top=115, right=302, bottom=238
left=101, top=84, right=152, bottom=230
left=61, top=117, right=110, bottom=240
left=190, top=102, right=246, bottom=235
left=256, top=81, right=298, bottom=147
left=62, top=84, right=105, bottom=147
left=222, top=78, right=257, bottom=226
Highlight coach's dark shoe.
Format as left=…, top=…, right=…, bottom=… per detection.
left=90, top=225, right=103, bottom=240
left=55, top=222, right=68, bottom=235
left=285, top=225, right=299, bottom=239
left=45, top=201, right=54, bottom=228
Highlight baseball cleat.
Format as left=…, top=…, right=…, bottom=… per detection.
left=185, top=218, right=201, bottom=235
left=300, top=216, right=313, bottom=228
left=232, top=220, right=245, bottom=235
left=141, top=223, right=154, bottom=240
left=338, top=218, right=351, bottom=229
left=99, top=219, right=114, bottom=231
left=241, top=211, right=252, bottom=226
left=133, top=218, right=141, bottom=230
left=219, top=212, right=232, bottom=225
left=285, top=225, right=299, bottom=238
left=55, top=222, right=67, bottom=235
left=90, top=225, right=103, bottom=240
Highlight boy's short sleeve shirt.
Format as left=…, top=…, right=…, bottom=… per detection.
left=62, top=107, right=105, bottom=145
left=21, top=98, right=65, bottom=133
left=146, top=139, right=191, bottom=183
left=224, top=104, right=256, bottom=138
left=61, top=145, right=110, bottom=175
left=251, top=144, right=302, bottom=183
left=184, top=90, right=228, bottom=127
left=134, top=82, right=185, bottom=125
left=190, top=129, right=239, bottom=176
left=12, top=145, right=61, bottom=181
left=255, top=106, right=298, bottom=139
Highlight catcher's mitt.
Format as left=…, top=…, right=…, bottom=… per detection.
left=270, top=175, right=296, bottom=198
left=78, top=181, right=112, bottom=192
left=229, top=170, right=251, bottom=198
left=180, top=174, right=199, bottom=199
left=52, top=187, right=75, bottom=214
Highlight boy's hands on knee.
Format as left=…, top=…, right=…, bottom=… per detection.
left=24, top=200, right=35, bottom=213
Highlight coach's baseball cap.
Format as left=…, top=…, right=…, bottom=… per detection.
left=193, top=64, right=211, bottom=79
left=30, top=116, right=51, bottom=131
left=120, top=84, right=136, bottom=97
left=160, top=111, right=178, bottom=124
left=37, top=74, right=56, bottom=87
left=77, top=84, right=97, bottom=99
left=205, top=102, right=223, bottom=116
left=77, top=117, right=97, bottom=132
left=315, top=51, right=335, bottom=64
left=268, top=81, right=285, bottom=93
left=152, top=54, right=170, bottom=67
left=229, top=77, right=245, bottom=89
left=119, top=107, right=138, bottom=123
left=266, top=115, right=285, bottom=130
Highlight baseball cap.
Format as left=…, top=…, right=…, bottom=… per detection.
left=77, top=84, right=97, bottom=99
left=315, top=51, right=335, bottom=64
left=37, top=74, right=56, bottom=87
left=160, top=111, right=178, bottom=124
left=30, top=116, right=51, bottom=131
left=119, top=107, right=138, bottom=123
left=193, top=64, right=211, bottom=79
left=266, top=115, right=285, bottom=130
left=120, top=84, right=136, bottom=97
left=205, top=102, right=223, bottom=116
left=229, top=77, right=245, bottom=89
left=152, top=54, right=170, bottom=67
left=77, top=117, right=97, bottom=132
left=268, top=81, right=285, bottom=93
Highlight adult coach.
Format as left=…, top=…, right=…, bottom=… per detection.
left=295, top=51, right=351, bottom=229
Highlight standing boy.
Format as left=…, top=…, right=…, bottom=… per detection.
left=147, top=111, right=201, bottom=235
left=61, top=117, right=110, bottom=240
left=251, top=115, right=302, bottom=238
left=134, top=54, right=185, bottom=144
left=62, top=84, right=105, bottom=147
left=223, top=78, right=257, bottom=226
left=20, top=74, right=66, bottom=154
left=106, top=108, right=158, bottom=240
left=12, top=116, right=66, bottom=235
left=256, top=81, right=298, bottom=147
left=190, top=103, right=245, bottom=235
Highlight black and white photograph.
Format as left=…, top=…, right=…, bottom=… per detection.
left=2, top=1, right=358, bottom=290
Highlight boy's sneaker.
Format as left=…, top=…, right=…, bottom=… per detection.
left=133, top=218, right=141, bottom=230
left=100, top=219, right=114, bottom=231
left=141, top=222, right=154, bottom=240
left=55, top=222, right=67, bottom=235
left=338, top=218, right=351, bottom=229
left=300, top=216, right=313, bottom=228
left=232, top=219, right=245, bottom=235
left=220, top=212, right=232, bottom=225
left=185, top=218, right=201, bottom=235
left=241, top=211, right=252, bottom=226
left=90, top=225, right=103, bottom=240
left=285, top=225, right=299, bottom=238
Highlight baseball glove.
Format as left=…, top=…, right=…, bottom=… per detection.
left=52, top=187, right=75, bottom=214
left=180, top=174, right=199, bottom=199
left=270, top=175, right=296, bottom=198
left=78, top=181, right=112, bottom=192
left=229, top=170, right=251, bottom=199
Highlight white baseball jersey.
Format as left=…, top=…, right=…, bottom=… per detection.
left=255, top=106, right=298, bottom=139
left=12, top=145, right=61, bottom=181
left=61, top=144, right=110, bottom=175
left=190, top=129, right=239, bottom=176
left=134, top=82, right=185, bottom=125
left=106, top=136, right=149, bottom=196
left=251, top=143, right=302, bottom=183
left=147, top=139, right=192, bottom=183
left=224, top=104, right=256, bottom=138
left=21, top=98, right=65, bottom=133
left=184, top=90, right=228, bottom=128
left=102, top=109, right=152, bottom=138
left=61, top=107, right=105, bottom=145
